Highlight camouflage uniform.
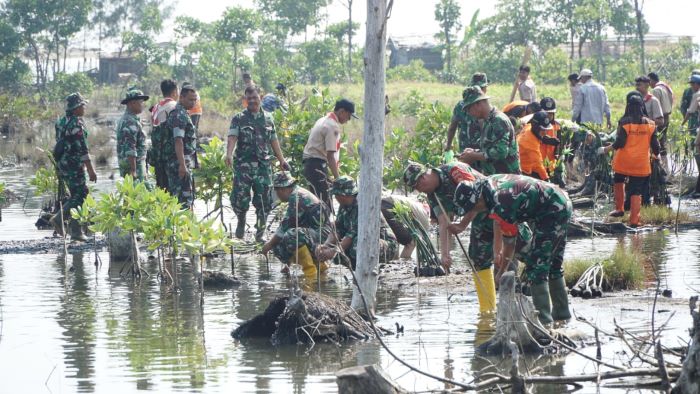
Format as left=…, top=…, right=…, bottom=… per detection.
left=335, top=199, right=398, bottom=265
left=54, top=113, right=90, bottom=216
left=459, top=96, right=526, bottom=271
left=424, top=162, right=484, bottom=218
left=331, top=176, right=398, bottom=266
left=476, top=107, right=521, bottom=175
left=164, top=103, right=197, bottom=208
left=480, top=174, right=572, bottom=285
left=228, top=109, right=277, bottom=232
left=452, top=102, right=481, bottom=152
left=116, top=110, right=147, bottom=182
left=272, top=185, right=331, bottom=262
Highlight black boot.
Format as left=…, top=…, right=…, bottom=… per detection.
left=235, top=214, right=246, bottom=239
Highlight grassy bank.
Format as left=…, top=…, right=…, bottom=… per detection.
left=564, top=244, right=647, bottom=291
left=606, top=205, right=691, bottom=226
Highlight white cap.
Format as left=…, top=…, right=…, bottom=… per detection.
left=579, top=69, right=593, bottom=78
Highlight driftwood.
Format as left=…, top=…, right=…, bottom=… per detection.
left=336, top=365, right=407, bottom=394
left=477, top=272, right=551, bottom=355
left=231, top=289, right=378, bottom=346
left=672, top=296, right=700, bottom=394
left=201, top=270, right=240, bottom=288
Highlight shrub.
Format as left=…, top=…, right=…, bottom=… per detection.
left=48, top=72, right=94, bottom=102
left=387, top=60, right=437, bottom=83
left=564, top=244, right=646, bottom=291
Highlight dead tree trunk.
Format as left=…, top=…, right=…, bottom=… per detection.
left=351, top=0, right=390, bottom=315
left=477, top=272, right=550, bottom=355
left=672, top=296, right=700, bottom=394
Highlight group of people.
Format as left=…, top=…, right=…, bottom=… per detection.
left=49, top=65, right=698, bottom=325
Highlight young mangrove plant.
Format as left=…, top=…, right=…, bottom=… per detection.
left=194, top=136, right=232, bottom=227
left=390, top=200, right=443, bottom=276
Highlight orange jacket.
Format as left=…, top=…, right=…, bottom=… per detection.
left=612, top=119, right=655, bottom=177
left=517, top=124, right=549, bottom=180
left=188, top=99, right=202, bottom=116
left=539, top=121, right=559, bottom=173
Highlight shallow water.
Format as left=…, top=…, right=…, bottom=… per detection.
left=1, top=164, right=699, bottom=393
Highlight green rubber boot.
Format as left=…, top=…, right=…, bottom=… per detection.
left=530, top=281, right=553, bottom=325
left=549, top=276, right=572, bottom=321
left=235, top=214, right=246, bottom=239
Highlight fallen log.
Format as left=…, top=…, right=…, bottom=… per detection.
left=231, top=290, right=378, bottom=346
left=336, top=365, right=407, bottom=394
left=202, top=270, right=241, bottom=288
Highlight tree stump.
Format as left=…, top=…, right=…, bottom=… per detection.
left=336, top=365, right=407, bottom=394
left=477, top=272, right=550, bottom=356
left=672, top=296, right=700, bottom=394
left=231, top=290, right=378, bottom=346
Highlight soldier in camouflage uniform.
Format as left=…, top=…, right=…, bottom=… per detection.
left=164, top=85, right=198, bottom=209
left=149, top=79, right=179, bottom=190
left=116, top=88, right=150, bottom=184
left=226, top=86, right=290, bottom=242
left=315, top=176, right=398, bottom=269
left=453, top=174, right=573, bottom=324
left=50, top=92, right=97, bottom=241
left=403, top=161, right=483, bottom=273
left=445, top=73, right=489, bottom=160
left=261, top=171, right=331, bottom=276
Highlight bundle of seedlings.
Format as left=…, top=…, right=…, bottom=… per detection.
left=231, top=287, right=379, bottom=346
left=390, top=200, right=445, bottom=277
left=569, top=262, right=604, bottom=299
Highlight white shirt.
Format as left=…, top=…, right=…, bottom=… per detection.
left=518, top=78, right=537, bottom=103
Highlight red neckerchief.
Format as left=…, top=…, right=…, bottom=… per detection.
left=328, top=112, right=339, bottom=122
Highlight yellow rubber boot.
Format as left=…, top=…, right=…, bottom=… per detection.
left=473, top=268, right=497, bottom=313
left=288, top=245, right=317, bottom=277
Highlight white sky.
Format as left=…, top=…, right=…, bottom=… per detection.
left=173, top=0, right=700, bottom=44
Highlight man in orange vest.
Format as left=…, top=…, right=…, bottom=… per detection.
left=517, top=111, right=554, bottom=182
left=600, top=92, right=660, bottom=227
left=540, top=97, right=565, bottom=187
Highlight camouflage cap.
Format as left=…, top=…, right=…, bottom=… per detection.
left=470, top=72, right=489, bottom=88
left=403, top=162, right=427, bottom=189
left=272, top=171, right=296, bottom=188
left=65, top=92, right=89, bottom=112
left=454, top=180, right=485, bottom=213
left=461, top=86, right=489, bottom=109
left=331, top=175, right=358, bottom=196
left=121, top=88, right=150, bottom=105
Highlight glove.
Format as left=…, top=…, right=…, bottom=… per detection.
left=596, top=147, right=607, bottom=155
left=541, top=136, right=560, bottom=146
left=443, top=150, right=455, bottom=163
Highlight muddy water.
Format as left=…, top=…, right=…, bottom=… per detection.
left=1, top=164, right=699, bottom=393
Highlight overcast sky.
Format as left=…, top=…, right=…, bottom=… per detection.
left=174, top=0, right=700, bottom=44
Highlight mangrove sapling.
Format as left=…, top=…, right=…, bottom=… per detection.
left=390, top=200, right=444, bottom=277
left=70, top=195, right=101, bottom=268
left=194, top=137, right=232, bottom=228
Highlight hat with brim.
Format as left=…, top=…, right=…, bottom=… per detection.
left=470, top=73, right=489, bottom=88
left=690, top=75, right=700, bottom=84
left=530, top=111, right=554, bottom=130
left=331, top=175, right=359, bottom=196
left=461, top=86, right=490, bottom=109
left=335, top=98, right=359, bottom=119
left=403, top=162, right=428, bottom=189
left=273, top=171, right=297, bottom=188
left=579, top=69, right=593, bottom=78
left=121, top=89, right=150, bottom=105
left=65, top=92, right=89, bottom=112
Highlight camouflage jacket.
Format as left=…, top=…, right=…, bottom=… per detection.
left=335, top=199, right=396, bottom=251
left=681, top=87, right=694, bottom=116
left=165, top=103, right=197, bottom=163
left=54, top=115, right=89, bottom=174
left=452, top=101, right=482, bottom=152
left=275, top=186, right=331, bottom=237
left=429, top=162, right=483, bottom=217
left=228, top=109, right=277, bottom=164
left=475, top=108, right=521, bottom=176
left=482, top=174, right=571, bottom=236
left=116, top=111, right=146, bottom=162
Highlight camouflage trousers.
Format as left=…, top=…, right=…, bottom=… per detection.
left=153, top=160, right=169, bottom=191
left=273, top=227, right=329, bottom=263
left=59, top=169, right=88, bottom=216
left=119, top=158, right=151, bottom=189
left=166, top=158, right=194, bottom=209
left=345, top=238, right=399, bottom=269
left=468, top=212, right=533, bottom=271
left=522, top=197, right=573, bottom=285
left=230, top=162, right=272, bottom=230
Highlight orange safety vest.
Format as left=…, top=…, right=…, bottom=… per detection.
left=517, top=124, right=548, bottom=180
left=539, top=121, right=559, bottom=173
left=612, top=119, right=655, bottom=177
left=188, top=99, right=202, bottom=116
